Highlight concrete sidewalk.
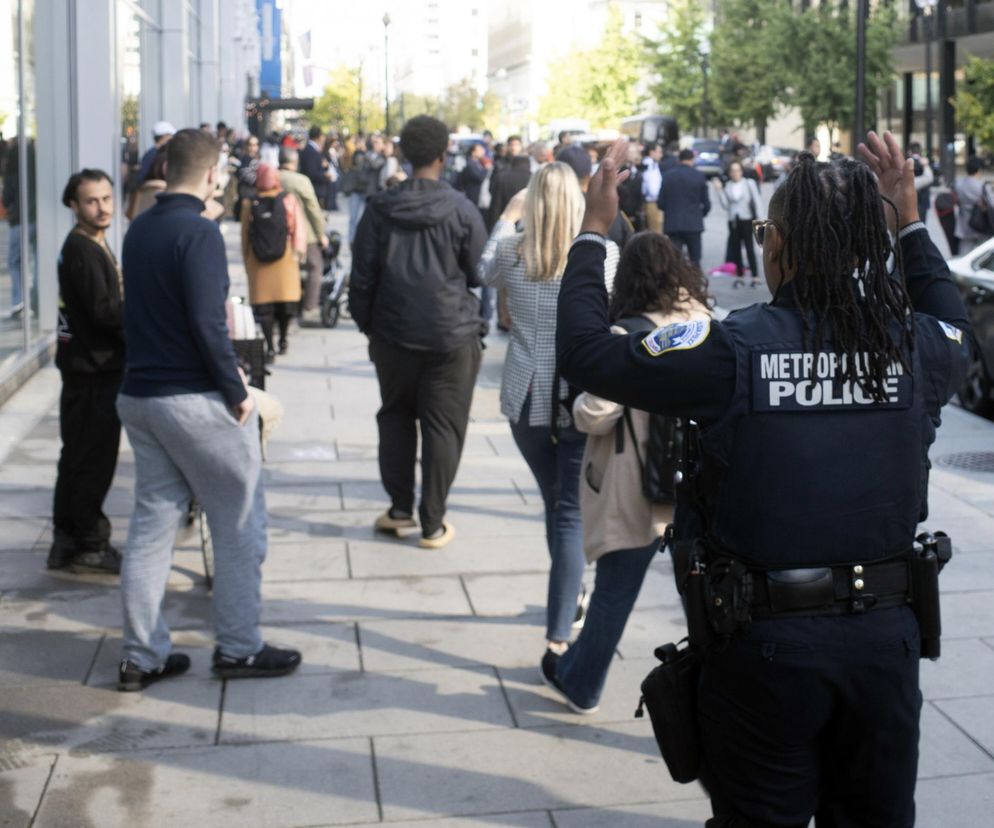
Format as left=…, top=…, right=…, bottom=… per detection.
left=1, top=214, right=993, bottom=827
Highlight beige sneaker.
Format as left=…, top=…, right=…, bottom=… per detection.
left=374, top=510, right=419, bottom=535
left=418, top=521, right=456, bottom=549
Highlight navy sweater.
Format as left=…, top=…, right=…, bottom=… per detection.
left=120, top=193, right=246, bottom=406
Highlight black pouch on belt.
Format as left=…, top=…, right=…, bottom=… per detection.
left=912, top=550, right=942, bottom=660
left=635, top=639, right=702, bottom=784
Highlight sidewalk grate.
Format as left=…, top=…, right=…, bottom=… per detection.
left=937, top=452, right=994, bottom=473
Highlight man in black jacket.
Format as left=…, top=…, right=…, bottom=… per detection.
left=350, top=115, right=487, bottom=549
left=657, top=148, right=711, bottom=267
left=300, top=125, right=330, bottom=208
left=49, top=170, right=124, bottom=574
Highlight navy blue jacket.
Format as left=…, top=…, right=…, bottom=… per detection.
left=300, top=142, right=329, bottom=205
left=120, top=193, right=246, bottom=406
left=557, top=224, right=971, bottom=569
left=657, top=164, right=711, bottom=234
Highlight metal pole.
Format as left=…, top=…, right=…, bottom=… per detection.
left=924, top=10, right=934, bottom=160
left=383, top=14, right=391, bottom=136
left=855, top=0, right=868, bottom=147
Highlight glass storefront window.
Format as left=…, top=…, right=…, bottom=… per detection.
left=120, top=4, right=142, bottom=213
left=0, top=0, right=24, bottom=369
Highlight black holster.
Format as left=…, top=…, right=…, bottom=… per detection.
left=912, top=531, right=952, bottom=660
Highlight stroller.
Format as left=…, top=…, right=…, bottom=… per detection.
left=319, top=230, right=350, bottom=328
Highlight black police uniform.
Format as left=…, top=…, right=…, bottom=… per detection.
left=556, top=223, right=971, bottom=828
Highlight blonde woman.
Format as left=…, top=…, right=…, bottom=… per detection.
left=480, top=162, right=619, bottom=661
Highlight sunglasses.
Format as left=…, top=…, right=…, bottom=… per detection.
left=752, top=219, right=778, bottom=246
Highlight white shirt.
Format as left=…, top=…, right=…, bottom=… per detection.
left=641, top=158, right=662, bottom=202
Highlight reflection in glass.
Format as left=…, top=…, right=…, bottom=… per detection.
left=121, top=6, right=141, bottom=205
left=22, top=0, right=38, bottom=342
left=0, top=0, right=23, bottom=369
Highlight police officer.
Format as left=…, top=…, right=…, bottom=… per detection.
left=556, top=132, right=971, bottom=827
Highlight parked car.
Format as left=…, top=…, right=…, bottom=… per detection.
left=947, top=236, right=994, bottom=416
left=689, top=138, right=723, bottom=178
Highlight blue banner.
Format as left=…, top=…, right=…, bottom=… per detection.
left=257, top=0, right=281, bottom=98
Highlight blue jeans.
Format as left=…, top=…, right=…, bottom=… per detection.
left=556, top=540, right=659, bottom=708
left=116, top=392, right=267, bottom=670
left=509, top=394, right=586, bottom=642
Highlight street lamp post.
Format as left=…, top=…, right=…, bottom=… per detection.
left=383, top=13, right=391, bottom=136
left=915, top=0, right=938, bottom=160
left=854, top=0, right=869, bottom=147
left=700, top=39, right=711, bottom=137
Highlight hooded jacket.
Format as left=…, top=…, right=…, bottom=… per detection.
left=349, top=178, right=488, bottom=352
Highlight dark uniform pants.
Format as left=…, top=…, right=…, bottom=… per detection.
left=369, top=338, right=481, bottom=536
left=700, top=607, right=921, bottom=828
left=52, top=375, right=122, bottom=552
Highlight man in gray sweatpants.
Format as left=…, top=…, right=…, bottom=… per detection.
left=116, top=128, right=301, bottom=691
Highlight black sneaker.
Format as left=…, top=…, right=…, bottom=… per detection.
left=539, top=647, right=599, bottom=715
left=118, top=653, right=191, bottom=692
left=69, top=545, right=122, bottom=575
left=211, top=643, right=302, bottom=679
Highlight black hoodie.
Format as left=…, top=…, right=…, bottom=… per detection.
left=349, top=178, right=488, bottom=351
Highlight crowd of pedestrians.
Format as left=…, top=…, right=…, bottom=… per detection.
left=35, top=96, right=992, bottom=825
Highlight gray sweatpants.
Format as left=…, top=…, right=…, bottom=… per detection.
left=116, top=392, right=267, bottom=670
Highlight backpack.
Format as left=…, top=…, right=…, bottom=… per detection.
left=615, top=315, right=685, bottom=504
left=248, top=191, right=289, bottom=263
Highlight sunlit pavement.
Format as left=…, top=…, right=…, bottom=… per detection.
left=0, top=210, right=992, bottom=827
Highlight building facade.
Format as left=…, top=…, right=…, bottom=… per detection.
left=0, top=0, right=260, bottom=403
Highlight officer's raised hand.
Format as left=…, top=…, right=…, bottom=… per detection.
left=579, top=137, right=629, bottom=237
left=856, top=130, right=920, bottom=233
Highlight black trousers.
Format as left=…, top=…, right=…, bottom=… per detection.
left=666, top=231, right=703, bottom=267
left=52, top=375, right=122, bottom=552
left=700, top=607, right=921, bottom=828
left=725, top=218, right=759, bottom=277
left=369, top=337, right=481, bottom=535
left=253, top=303, right=295, bottom=351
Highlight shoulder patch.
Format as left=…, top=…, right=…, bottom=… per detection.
left=936, top=320, right=963, bottom=344
left=641, top=319, right=711, bottom=357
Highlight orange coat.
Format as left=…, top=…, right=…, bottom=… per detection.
left=240, top=190, right=304, bottom=305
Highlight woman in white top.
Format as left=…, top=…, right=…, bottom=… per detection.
left=480, top=163, right=619, bottom=658
left=713, top=160, right=764, bottom=286
left=543, top=231, right=711, bottom=714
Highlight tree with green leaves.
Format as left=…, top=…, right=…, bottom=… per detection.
left=954, top=55, right=994, bottom=153
left=538, top=4, right=645, bottom=130
left=786, top=2, right=896, bottom=147
left=645, top=0, right=711, bottom=134
left=311, top=65, right=384, bottom=134
left=438, top=79, right=501, bottom=132
left=710, top=0, right=791, bottom=144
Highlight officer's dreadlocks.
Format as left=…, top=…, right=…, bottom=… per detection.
left=768, top=152, right=915, bottom=401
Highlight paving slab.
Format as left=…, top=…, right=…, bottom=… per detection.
left=0, top=629, right=102, bottom=688
left=261, top=575, right=472, bottom=624
left=347, top=534, right=550, bottom=580
left=500, top=657, right=655, bottom=728
left=914, top=772, right=994, bottom=828
left=0, top=679, right=220, bottom=761
left=917, top=702, right=994, bottom=779
left=260, top=539, right=350, bottom=582
left=220, top=666, right=513, bottom=743
left=616, top=606, right=691, bottom=661
left=551, top=798, right=713, bottom=827
left=920, top=637, right=994, bottom=700
left=0, top=755, right=55, bottom=828
left=932, top=695, right=994, bottom=759
left=373, top=722, right=690, bottom=822
left=32, top=739, right=377, bottom=828
left=941, top=590, right=994, bottom=638
left=0, top=518, right=47, bottom=552
left=337, top=813, right=553, bottom=828
left=358, top=616, right=545, bottom=673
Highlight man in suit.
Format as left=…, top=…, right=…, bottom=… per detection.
left=299, top=126, right=330, bottom=209
left=657, top=148, right=710, bottom=268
